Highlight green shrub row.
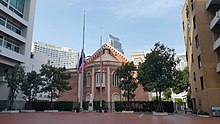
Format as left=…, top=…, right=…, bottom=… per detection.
left=115, top=101, right=174, bottom=113
left=0, top=100, right=8, bottom=111
left=31, top=101, right=105, bottom=111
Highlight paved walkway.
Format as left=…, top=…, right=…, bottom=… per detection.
left=0, top=112, right=220, bottom=124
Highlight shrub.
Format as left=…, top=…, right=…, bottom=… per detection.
left=198, top=110, right=209, bottom=115
left=114, top=101, right=174, bottom=113
left=93, top=101, right=105, bottom=110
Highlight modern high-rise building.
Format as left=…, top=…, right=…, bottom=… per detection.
left=0, top=0, right=36, bottom=100
left=182, top=0, right=220, bottom=112
left=33, top=41, right=79, bottom=69
left=109, top=34, right=124, bottom=54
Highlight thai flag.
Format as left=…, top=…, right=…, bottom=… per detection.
left=78, top=49, right=86, bottom=72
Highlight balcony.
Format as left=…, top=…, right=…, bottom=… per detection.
left=213, top=37, right=220, bottom=50
left=206, top=0, right=220, bottom=10
left=216, top=63, right=220, bottom=72
left=210, top=10, right=220, bottom=30
left=96, top=82, right=105, bottom=88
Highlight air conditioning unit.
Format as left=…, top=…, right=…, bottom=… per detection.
left=0, top=76, right=6, bottom=82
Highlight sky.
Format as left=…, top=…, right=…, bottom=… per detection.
left=33, top=0, right=185, bottom=58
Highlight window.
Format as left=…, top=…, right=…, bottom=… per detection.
left=0, top=16, right=6, bottom=26
left=0, top=0, right=8, bottom=7
left=113, top=72, right=120, bottom=87
left=182, top=21, right=185, bottom=31
left=195, top=88, right=197, bottom=92
left=3, top=39, right=19, bottom=53
left=0, top=36, right=3, bottom=46
left=193, top=16, right=196, bottom=29
left=86, top=72, right=91, bottom=87
left=187, top=18, right=191, bottom=30
left=200, top=76, right=204, bottom=90
left=186, top=51, right=188, bottom=62
left=193, top=72, right=196, bottom=81
left=198, top=55, right=201, bottom=68
left=9, top=0, right=25, bottom=13
left=186, top=5, right=189, bottom=18
left=191, top=54, right=194, bottom=63
left=191, top=0, right=194, bottom=11
left=96, top=73, right=105, bottom=84
left=195, top=35, right=199, bottom=48
left=8, top=0, right=25, bottom=18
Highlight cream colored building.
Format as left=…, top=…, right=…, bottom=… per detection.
left=182, top=0, right=220, bottom=112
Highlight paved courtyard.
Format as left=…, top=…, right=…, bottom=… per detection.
left=0, top=112, right=220, bottom=124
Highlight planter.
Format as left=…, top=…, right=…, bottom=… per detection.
left=152, top=111, right=168, bottom=116
left=1, top=110, right=19, bottom=113
left=44, top=110, right=59, bottom=113
left=122, top=111, right=134, bottom=114
left=197, top=114, right=210, bottom=118
left=20, top=110, right=36, bottom=113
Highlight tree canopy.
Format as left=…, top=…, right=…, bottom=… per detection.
left=172, top=67, right=189, bottom=94
left=20, top=71, right=42, bottom=102
left=40, top=65, right=71, bottom=109
left=115, top=62, right=138, bottom=109
left=5, top=64, right=26, bottom=110
left=138, top=42, right=178, bottom=105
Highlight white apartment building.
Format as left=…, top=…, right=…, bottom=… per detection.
left=0, top=0, right=36, bottom=101
left=176, top=53, right=187, bottom=71
left=33, top=41, right=79, bottom=69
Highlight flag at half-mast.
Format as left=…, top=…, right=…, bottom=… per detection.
left=78, top=49, right=86, bottom=72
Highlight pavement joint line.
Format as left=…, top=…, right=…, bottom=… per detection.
left=138, top=113, right=144, bottom=119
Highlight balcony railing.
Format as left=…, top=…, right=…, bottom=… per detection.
left=206, top=0, right=220, bottom=10
left=216, top=63, right=220, bottom=72
left=0, top=0, right=8, bottom=7
left=0, top=17, right=22, bottom=35
left=96, top=82, right=105, bottom=88
left=210, top=10, right=220, bottom=30
left=0, top=0, right=24, bottom=18
left=213, top=37, right=220, bottom=50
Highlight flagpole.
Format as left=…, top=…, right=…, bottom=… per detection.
left=80, top=11, right=86, bottom=112
left=99, top=27, right=103, bottom=111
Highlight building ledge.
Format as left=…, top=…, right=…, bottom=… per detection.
left=211, top=10, right=220, bottom=30
left=213, top=37, right=220, bottom=50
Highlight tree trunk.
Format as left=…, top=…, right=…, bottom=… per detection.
left=9, top=89, right=14, bottom=110
left=50, top=90, right=53, bottom=110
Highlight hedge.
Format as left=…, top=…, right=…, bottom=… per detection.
left=0, top=100, right=8, bottom=111
left=115, top=101, right=174, bottom=113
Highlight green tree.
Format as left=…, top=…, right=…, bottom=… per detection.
left=20, top=71, right=42, bottom=109
left=172, top=67, right=189, bottom=94
left=5, top=64, right=26, bottom=110
left=40, top=65, right=71, bottom=109
left=138, top=42, right=177, bottom=111
left=115, top=62, right=138, bottom=110
left=163, top=88, right=172, bottom=101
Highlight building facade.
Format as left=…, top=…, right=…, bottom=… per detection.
left=33, top=41, right=79, bottom=69
left=109, top=34, right=124, bottom=54
left=182, top=0, right=220, bottom=112
left=176, top=53, right=187, bottom=71
left=59, top=43, right=151, bottom=110
left=131, top=52, right=145, bottom=66
left=0, top=0, right=36, bottom=100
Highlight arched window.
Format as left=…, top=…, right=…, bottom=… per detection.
left=86, top=72, right=91, bottom=87
left=96, top=73, right=105, bottom=84
left=113, top=72, right=119, bottom=87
